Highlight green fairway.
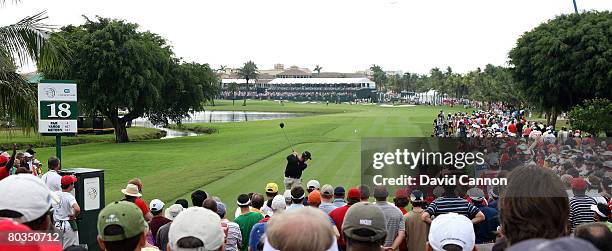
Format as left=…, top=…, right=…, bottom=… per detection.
left=28, top=100, right=468, bottom=218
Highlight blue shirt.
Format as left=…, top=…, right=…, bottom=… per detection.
left=332, top=198, right=346, bottom=208
left=474, top=205, right=499, bottom=244
left=249, top=223, right=266, bottom=251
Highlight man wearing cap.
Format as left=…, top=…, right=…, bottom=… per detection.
left=261, top=182, right=279, bottom=216
left=333, top=186, right=347, bottom=208
left=404, top=190, right=429, bottom=251
left=97, top=201, right=150, bottom=251
left=373, top=185, right=405, bottom=250
left=590, top=203, right=612, bottom=231
left=320, top=184, right=338, bottom=214
left=213, top=201, right=241, bottom=251
left=41, top=156, right=62, bottom=192
left=284, top=150, right=311, bottom=190
left=234, top=193, right=263, bottom=251
left=426, top=213, right=476, bottom=251
left=168, top=207, right=225, bottom=251
left=149, top=199, right=171, bottom=245
left=343, top=202, right=388, bottom=251
left=469, top=188, right=499, bottom=245
left=156, top=204, right=185, bottom=251
left=53, top=175, right=81, bottom=248
left=569, top=177, right=597, bottom=231
left=0, top=174, right=58, bottom=231
left=304, top=179, right=320, bottom=205
left=329, top=187, right=361, bottom=250
left=393, top=188, right=410, bottom=215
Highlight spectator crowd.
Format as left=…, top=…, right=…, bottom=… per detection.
left=1, top=129, right=611, bottom=251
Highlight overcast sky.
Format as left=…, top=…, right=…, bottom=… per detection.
left=2, top=0, right=611, bottom=74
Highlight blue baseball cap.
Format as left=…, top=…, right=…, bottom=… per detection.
left=334, top=186, right=345, bottom=196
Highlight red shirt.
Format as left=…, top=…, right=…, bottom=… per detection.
left=0, top=166, right=8, bottom=181
left=134, top=198, right=150, bottom=216
left=329, top=205, right=350, bottom=248
left=399, top=207, right=407, bottom=215
left=508, top=123, right=517, bottom=134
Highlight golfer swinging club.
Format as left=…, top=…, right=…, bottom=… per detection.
left=284, top=150, right=311, bottom=190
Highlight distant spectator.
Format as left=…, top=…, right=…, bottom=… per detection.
left=250, top=193, right=265, bottom=216
left=359, top=184, right=370, bottom=202
left=506, top=237, right=598, bottom=251
left=283, top=190, right=292, bottom=206
left=470, top=188, right=499, bottom=244
left=343, top=202, right=387, bottom=251
left=308, top=190, right=322, bottom=208
left=590, top=203, right=612, bottom=230
left=499, top=165, right=569, bottom=248
left=0, top=174, right=57, bottom=230
left=215, top=201, right=242, bottom=251
left=261, top=182, right=279, bottom=216
left=393, top=188, right=410, bottom=215
left=575, top=223, right=612, bottom=251
left=287, top=186, right=306, bottom=212
left=168, top=207, right=225, bottom=251
left=96, top=201, right=150, bottom=251
left=156, top=204, right=184, bottom=251
left=404, top=190, right=429, bottom=251
left=234, top=194, right=263, bottom=251
left=569, top=177, right=597, bottom=231
left=427, top=213, right=475, bottom=251
left=148, top=199, right=170, bottom=245
left=54, top=175, right=81, bottom=248
left=373, top=185, right=405, bottom=250
left=191, top=190, right=208, bottom=208
left=266, top=207, right=336, bottom=251
left=329, top=187, right=361, bottom=250
left=41, top=156, right=61, bottom=192
left=121, top=183, right=153, bottom=222
left=174, top=199, right=188, bottom=209
left=319, top=184, right=338, bottom=214
left=333, top=186, right=347, bottom=207
left=202, top=198, right=218, bottom=213
left=421, top=180, right=484, bottom=224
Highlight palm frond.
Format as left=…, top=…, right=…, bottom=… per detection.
left=0, top=11, right=54, bottom=67
left=0, top=56, right=37, bottom=130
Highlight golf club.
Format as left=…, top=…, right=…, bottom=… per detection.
left=279, top=122, right=295, bottom=152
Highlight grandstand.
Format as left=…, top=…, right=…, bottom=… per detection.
left=220, top=77, right=377, bottom=102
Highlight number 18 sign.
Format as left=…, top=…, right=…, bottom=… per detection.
left=38, top=80, right=78, bottom=134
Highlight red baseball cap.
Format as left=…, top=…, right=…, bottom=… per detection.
left=61, top=175, right=78, bottom=186
left=571, top=177, right=587, bottom=190
left=347, top=188, right=361, bottom=200
left=395, top=188, right=409, bottom=199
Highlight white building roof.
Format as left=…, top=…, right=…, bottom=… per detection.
left=268, top=78, right=375, bottom=85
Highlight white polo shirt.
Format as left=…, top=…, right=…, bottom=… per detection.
left=41, top=170, right=62, bottom=192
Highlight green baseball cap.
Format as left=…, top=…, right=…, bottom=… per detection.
left=97, top=201, right=147, bottom=242
left=342, top=202, right=387, bottom=242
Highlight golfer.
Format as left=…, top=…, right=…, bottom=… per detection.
left=284, top=151, right=311, bottom=190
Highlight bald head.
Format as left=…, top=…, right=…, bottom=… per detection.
left=267, top=207, right=335, bottom=251
left=575, top=223, right=612, bottom=251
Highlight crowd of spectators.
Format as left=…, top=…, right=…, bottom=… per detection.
left=1, top=120, right=611, bottom=250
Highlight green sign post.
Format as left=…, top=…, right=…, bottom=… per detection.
left=38, top=80, right=78, bottom=160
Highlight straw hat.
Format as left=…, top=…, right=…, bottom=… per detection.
left=121, top=183, right=142, bottom=197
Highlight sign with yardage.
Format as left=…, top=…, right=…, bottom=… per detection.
left=38, top=81, right=78, bottom=134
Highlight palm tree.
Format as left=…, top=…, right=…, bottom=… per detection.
left=237, top=61, right=258, bottom=106
left=1, top=3, right=68, bottom=131
left=314, top=65, right=322, bottom=77
left=228, top=82, right=238, bottom=106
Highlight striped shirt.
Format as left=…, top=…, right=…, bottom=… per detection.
left=375, top=201, right=406, bottom=247
left=425, top=197, right=480, bottom=219
left=569, top=195, right=596, bottom=230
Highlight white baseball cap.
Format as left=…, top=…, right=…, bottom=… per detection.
left=169, top=207, right=224, bottom=251
left=428, top=213, right=475, bottom=251
left=149, top=199, right=165, bottom=212
left=0, top=174, right=59, bottom=223
left=271, top=195, right=286, bottom=211
left=307, top=180, right=320, bottom=189
left=164, top=204, right=184, bottom=221
left=23, top=152, right=32, bottom=158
